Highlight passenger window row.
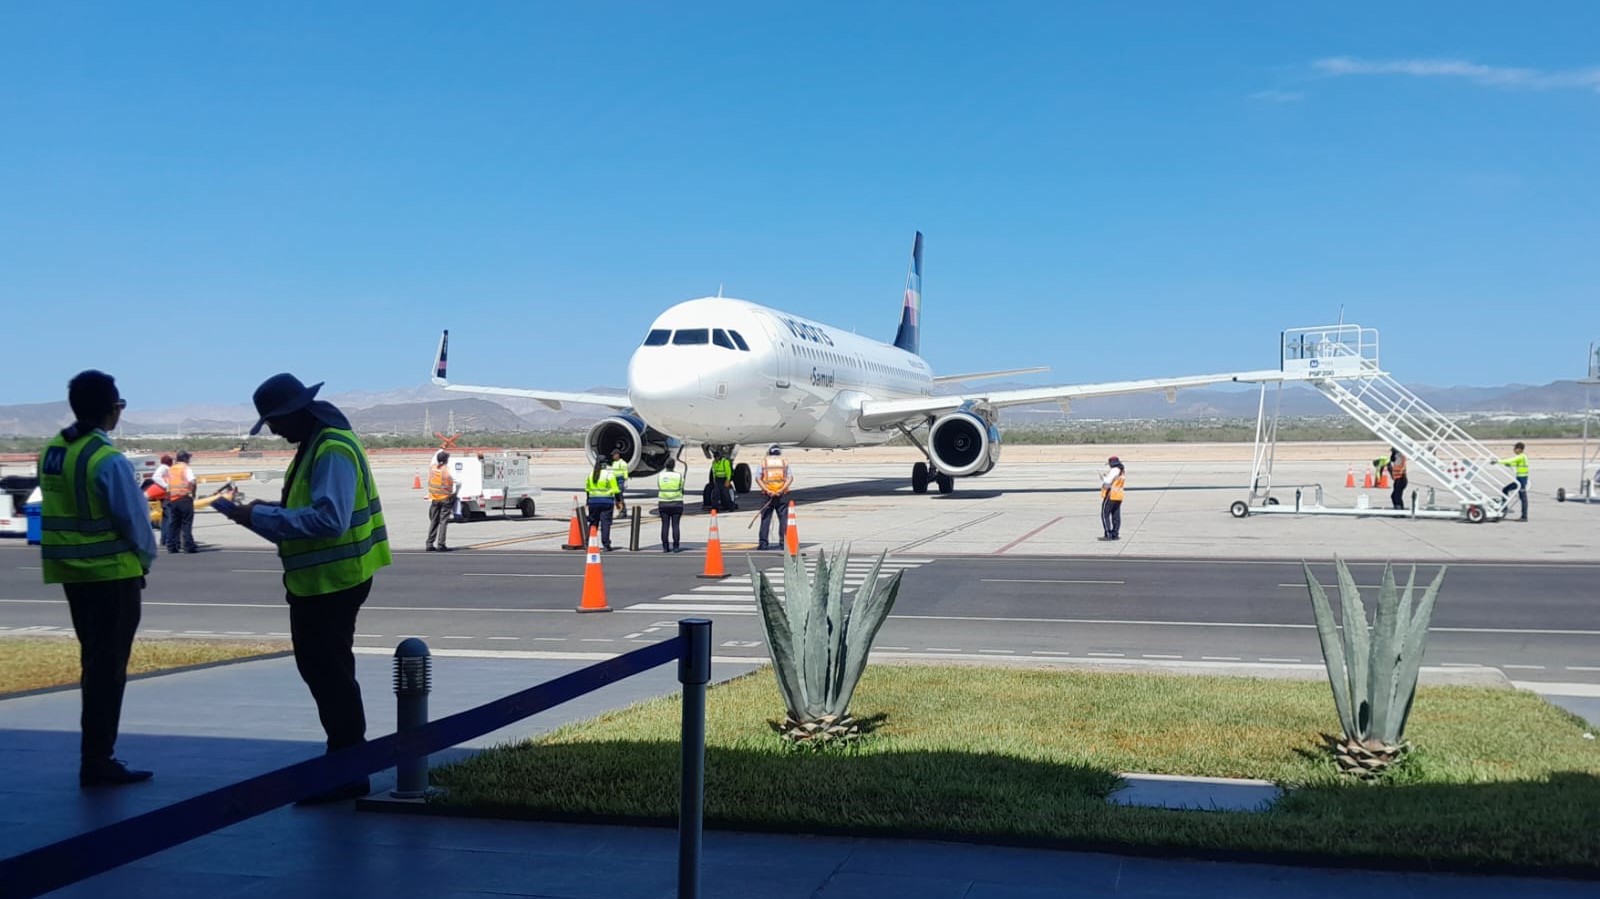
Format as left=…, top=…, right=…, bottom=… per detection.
left=641, top=328, right=750, bottom=351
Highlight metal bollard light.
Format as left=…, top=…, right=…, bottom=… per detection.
left=677, top=618, right=712, bottom=899
left=629, top=506, right=643, bottom=551
left=392, top=638, right=432, bottom=799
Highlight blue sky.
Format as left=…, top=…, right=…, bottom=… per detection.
left=3, top=2, right=1597, bottom=408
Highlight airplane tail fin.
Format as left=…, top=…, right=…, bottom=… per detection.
left=893, top=231, right=922, bottom=355
left=431, top=330, right=450, bottom=385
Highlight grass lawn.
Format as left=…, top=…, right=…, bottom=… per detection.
left=432, top=664, right=1600, bottom=872
left=0, top=637, right=288, bottom=695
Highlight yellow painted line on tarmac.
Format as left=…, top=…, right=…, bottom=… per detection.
left=460, top=530, right=569, bottom=550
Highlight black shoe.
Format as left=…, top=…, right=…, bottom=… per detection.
left=294, top=777, right=371, bottom=806
left=662, top=547, right=671, bottom=553
left=425, top=545, right=437, bottom=552
left=185, top=547, right=200, bottom=554
left=80, top=758, right=153, bottom=788
left=1096, top=536, right=1113, bottom=541
left=673, top=546, right=683, bottom=553
left=603, top=546, right=615, bottom=552
left=437, top=546, right=453, bottom=552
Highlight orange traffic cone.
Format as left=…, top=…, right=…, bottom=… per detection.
left=698, top=510, right=728, bottom=579
left=1377, top=470, right=1388, bottom=489
left=412, top=469, right=422, bottom=490
left=577, top=526, right=611, bottom=613
left=1362, top=469, right=1374, bottom=488
left=784, top=500, right=799, bottom=556
left=1345, top=466, right=1356, bottom=489
left=561, top=498, right=584, bottom=551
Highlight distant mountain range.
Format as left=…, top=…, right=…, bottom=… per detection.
left=0, top=380, right=1592, bottom=437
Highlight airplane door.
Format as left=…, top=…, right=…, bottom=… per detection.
left=753, top=312, right=791, bottom=389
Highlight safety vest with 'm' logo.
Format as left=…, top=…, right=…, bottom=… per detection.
left=38, top=431, right=144, bottom=584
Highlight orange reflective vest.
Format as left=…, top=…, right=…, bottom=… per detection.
left=759, top=459, right=790, bottom=495
left=167, top=462, right=194, bottom=500
left=427, top=464, right=454, bottom=501
left=1101, top=473, right=1125, bottom=502
left=1389, top=458, right=1407, bottom=480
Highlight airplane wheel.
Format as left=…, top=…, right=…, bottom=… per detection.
left=733, top=463, right=752, bottom=495
left=935, top=473, right=954, bottom=494
left=912, top=462, right=929, bottom=494
left=1555, top=487, right=1566, bottom=503
left=1230, top=501, right=1249, bottom=518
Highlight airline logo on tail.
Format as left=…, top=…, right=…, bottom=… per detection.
left=894, top=231, right=922, bottom=355
left=435, top=330, right=450, bottom=380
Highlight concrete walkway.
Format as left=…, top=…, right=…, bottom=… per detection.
left=1, top=654, right=1595, bottom=898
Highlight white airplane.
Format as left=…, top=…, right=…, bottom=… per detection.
left=431, top=233, right=1277, bottom=495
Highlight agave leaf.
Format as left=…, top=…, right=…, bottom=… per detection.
left=801, top=548, right=832, bottom=719
left=1334, top=557, right=1372, bottom=739
left=829, top=548, right=881, bottom=711
left=834, top=553, right=903, bottom=716
left=822, top=543, right=850, bottom=713
left=750, top=561, right=805, bottom=721
left=783, top=550, right=810, bottom=655
left=1366, top=563, right=1402, bottom=746
left=1304, top=562, right=1357, bottom=738
left=1388, top=566, right=1447, bottom=742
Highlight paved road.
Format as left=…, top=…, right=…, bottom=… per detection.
left=3, top=545, right=1597, bottom=684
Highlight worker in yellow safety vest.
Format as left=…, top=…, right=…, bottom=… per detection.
left=1498, top=441, right=1531, bottom=521
left=585, top=459, right=620, bottom=550
left=217, top=372, right=391, bottom=804
left=610, top=450, right=631, bottom=516
left=425, top=450, right=457, bottom=552
left=756, top=445, right=793, bottom=551
left=657, top=457, right=685, bottom=553
left=39, top=369, right=158, bottom=787
left=705, top=450, right=737, bottom=513
left=1099, top=456, right=1126, bottom=541
left=164, top=450, right=198, bottom=554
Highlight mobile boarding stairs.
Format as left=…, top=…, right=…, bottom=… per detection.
left=1230, top=325, right=1517, bottom=523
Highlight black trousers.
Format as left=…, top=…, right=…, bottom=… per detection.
left=287, top=579, right=370, bottom=752
left=426, top=499, right=452, bottom=548
left=1100, top=499, right=1122, bottom=538
left=586, top=500, right=614, bottom=549
left=658, top=502, right=683, bottom=550
left=758, top=493, right=788, bottom=546
left=64, top=577, right=142, bottom=762
left=166, top=497, right=196, bottom=551
left=1390, top=475, right=1409, bottom=510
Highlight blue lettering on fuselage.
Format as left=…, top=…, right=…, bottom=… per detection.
left=782, top=316, right=835, bottom=347
left=810, top=367, right=835, bottom=387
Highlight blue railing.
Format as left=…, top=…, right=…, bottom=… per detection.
left=0, top=618, right=713, bottom=899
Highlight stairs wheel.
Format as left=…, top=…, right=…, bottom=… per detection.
left=1465, top=505, right=1486, bottom=524
left=1230, top=501, right=1250, bottom=519
left=1556, top=487, right=1567, bottom=503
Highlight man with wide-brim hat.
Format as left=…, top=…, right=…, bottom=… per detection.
left=219, top=372, right=391, bottom=804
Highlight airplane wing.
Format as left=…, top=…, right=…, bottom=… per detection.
left=430, top=330, right=632, bottom=412
left=856, top=368, right=1290, bottom=431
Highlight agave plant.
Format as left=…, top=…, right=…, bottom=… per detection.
left=1303, top=557, right=1447, bottom=777
left=751, top=545, right=903, bottom=747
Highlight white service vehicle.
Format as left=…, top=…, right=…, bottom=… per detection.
left=0, top=470, right=40, bottom=537
left=449, top=452, right=541, bottom=521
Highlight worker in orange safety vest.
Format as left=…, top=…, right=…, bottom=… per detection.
left=1099, top=456, right=1125, bottom=541
left=756, top=445, right=793, bottom=551
left=164, top=450, right=198, bottom=553
left=425, top=450, right=457, bottom=552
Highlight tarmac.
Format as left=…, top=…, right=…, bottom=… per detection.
left=137, top=442, right=1599, bottom=563
left=3, top=653, right=1598, bottom=898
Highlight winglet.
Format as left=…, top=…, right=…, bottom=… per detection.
left=893, top=231, right=922, bottom=355
left=431, top=330, right=450, bottom=386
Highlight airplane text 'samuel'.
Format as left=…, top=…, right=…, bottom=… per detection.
left=431, top=233, right=1274, bottom=495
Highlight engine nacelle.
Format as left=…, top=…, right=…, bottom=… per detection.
left=585, top=415, right=676, bottom=477
left=928, top=410, right=1001, bottom=477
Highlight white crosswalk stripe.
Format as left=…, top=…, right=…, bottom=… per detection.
left=622, top=555, right=932, bottom=617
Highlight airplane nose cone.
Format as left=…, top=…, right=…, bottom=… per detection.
left=628, top=350, right=700, bottom=417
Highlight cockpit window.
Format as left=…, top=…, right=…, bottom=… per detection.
left=712, top=329, right=735, bottom=350
left=643, top=329, right=671, bottom=346
left=728, top=330, right=750, bottom=351
left=672, top=328, right=710, bottom=345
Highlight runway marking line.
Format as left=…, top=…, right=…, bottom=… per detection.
left=994, top=516, right=1065, bottom=555
left=462, top=573, right=581, bottom=579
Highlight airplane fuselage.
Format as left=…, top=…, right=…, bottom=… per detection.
left=626, top=298, right=933, bottom=448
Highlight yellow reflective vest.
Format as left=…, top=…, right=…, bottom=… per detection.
left=657, top=470, right=685, bottom=502
left=38, top=431, right=144, bottom=584
left=586, top=470, right=618, bottom=499
left=278, top=427, right=391, bottom=597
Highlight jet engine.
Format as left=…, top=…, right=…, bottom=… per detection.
left=927, top=410, right=1001, bottom=477
left=585, top=415, right=677, bottom=476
